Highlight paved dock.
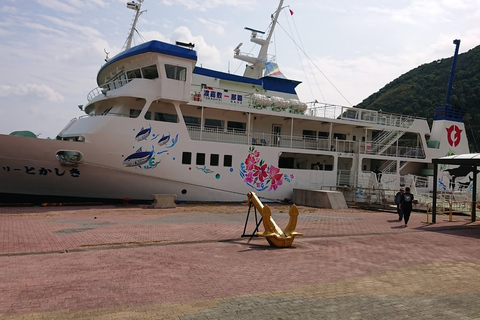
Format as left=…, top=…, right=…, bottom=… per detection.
left=0, top=203, right=479, bottom=319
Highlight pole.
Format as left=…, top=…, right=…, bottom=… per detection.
left=445, top=39, right=461, bottom=105
left=432, top=163, right=438, bottom=223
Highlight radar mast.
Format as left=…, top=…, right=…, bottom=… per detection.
left=234, top=0, right=285, bottom=79
left=123, top=0, right=145, bottom=51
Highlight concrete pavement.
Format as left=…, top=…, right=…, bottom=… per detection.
left=0, top=203, right=479, bottom=319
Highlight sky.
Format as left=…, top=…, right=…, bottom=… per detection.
left=1, top=0, right=480, bottom=138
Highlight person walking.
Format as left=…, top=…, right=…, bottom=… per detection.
left=400, top=187, right=414, bottom=227
left=394, top=188, right=404, bottom=221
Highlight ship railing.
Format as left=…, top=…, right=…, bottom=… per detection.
left=363, top=143, right=425, bottom=158
left=189, top=85, right=421, bottom=129
left=186, top=125, right=427, bottom=159
left=370, top=130, right=405, bottom=154
left=337, top=169, right=358, bottom=187
left=379, top=160, right=396, bottom=173
left=87, top=87, right=106, bottom=101
left=87, top=78, right=132, bottom=101
left=187, top=125, right=334, bottom=150
left=413, top=175, right=430, bottom=188
left=307, top=104, right=417, bottom=129
left=372, top=130, right=400, bottom=146
left=187, top=126, right=357, bottom=153
left=187, top=126, right=249, bottom=144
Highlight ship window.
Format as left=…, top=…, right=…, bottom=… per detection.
left=333, top=133, right=347, bottom=140
left=224, top=155, right=232, bottom=167
left=210, top=154, right=219, bottom=166
left=205, top=118, right=224, bottom=130
left=184, top=116, right=201, bottom=127
left=182, top=152, right=192, bottom=165
left=141, top=65, right=159, bottom=79
left=109, top=72, right=126, bottom=89
left=101, top=107, right=113, bottom=115
left=279, top=157, right=294, bottom=169
left=165, top=64, right=187, bottom=81
left=119, top=73, right=126, bottom=84
left=154, top=112, right=178, bottom=123
left=303, top=130, right=316, bottom=140
left=318, top=131, right=329, bottom=138
left=227, top=121, right=246, bottom=133
left=145, top=111, right=152, bottom=120
left=129, top=109, right=141, bottom=118
left=196, top=153, right=205, bottom=165
left=127, top=69, right=141, bottom=79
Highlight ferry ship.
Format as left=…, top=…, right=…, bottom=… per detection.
left=0, top=0, right=471, bottom=204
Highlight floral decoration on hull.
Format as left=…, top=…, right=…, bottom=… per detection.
left=239, top=146, right=293, bottom=191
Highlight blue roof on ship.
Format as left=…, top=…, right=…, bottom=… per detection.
left=98, top=41, right=197, bottom=78
left=96, top=40, right=300, bottom=95
left=193, top=67, right=301, bottom=94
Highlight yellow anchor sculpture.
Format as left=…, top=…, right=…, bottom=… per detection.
left=247, top=192, right=303, bottom=247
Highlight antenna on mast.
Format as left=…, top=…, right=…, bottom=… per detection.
left=122, top=0, right=146, bottom=51
left=104, top=48, right=110, bottom=62
left=234, top=0, right=285, bottom=79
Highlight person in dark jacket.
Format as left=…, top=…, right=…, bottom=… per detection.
left=394, top=188, right=404, bottom=221
left=400, top=187, right=414, bottom=227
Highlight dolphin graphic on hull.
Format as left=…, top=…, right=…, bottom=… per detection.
left=123, top=147, right=154, bottom=167
left=158, top=134, right=170, bottom=146
left=135, top=126, right=152, bottom=142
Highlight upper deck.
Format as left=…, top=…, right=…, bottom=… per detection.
left=87, top=73, right=421, bottom=132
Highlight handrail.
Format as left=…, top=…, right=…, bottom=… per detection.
left=87, top=78, right=133, bottom=102
left=185, top=125, right=424, bottom=157
left=190, top=83, right=422, bottom=129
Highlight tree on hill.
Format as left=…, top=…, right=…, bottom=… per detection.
left=355, top=44, right=480, bottom=152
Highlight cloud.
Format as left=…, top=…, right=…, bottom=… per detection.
left=366, top=1, right=463, bottom=26
left=34, top=0, right=80, bottom=14
left=0, top=84, right=64, bottom=102
left=171, top=26, right=221, bottom=68
left=23, top=22, right=65, bottom=36
left=289, top=50, right=422, bottom=106
left=0, top=5, right=17, bottom=14
left=136, top=30, right=169, bottom=43
left=34, top=0, right=108, bottom=14
left=161, top=0, right=257, bottom=11
left=41, top=15, right=102, bottom=39
left=196, top=17, right=226, bottom=35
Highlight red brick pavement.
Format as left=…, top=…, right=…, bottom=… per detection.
left=0, top=204, right=479, bottom=319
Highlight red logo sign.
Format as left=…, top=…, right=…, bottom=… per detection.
left=446, top=125, right=462, bottom=147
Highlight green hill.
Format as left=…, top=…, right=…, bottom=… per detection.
left=355, top=44, right=480, bottom=152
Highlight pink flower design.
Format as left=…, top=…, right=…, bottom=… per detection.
left=270, top=177, right=283, bottom=191
left=254, top=163, right=268, bottom=182
left=268, top=166, right=284, bottom=191
left=245, top=154, right=258, bottom=171
left=244, top=171, right=254, bottom=184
